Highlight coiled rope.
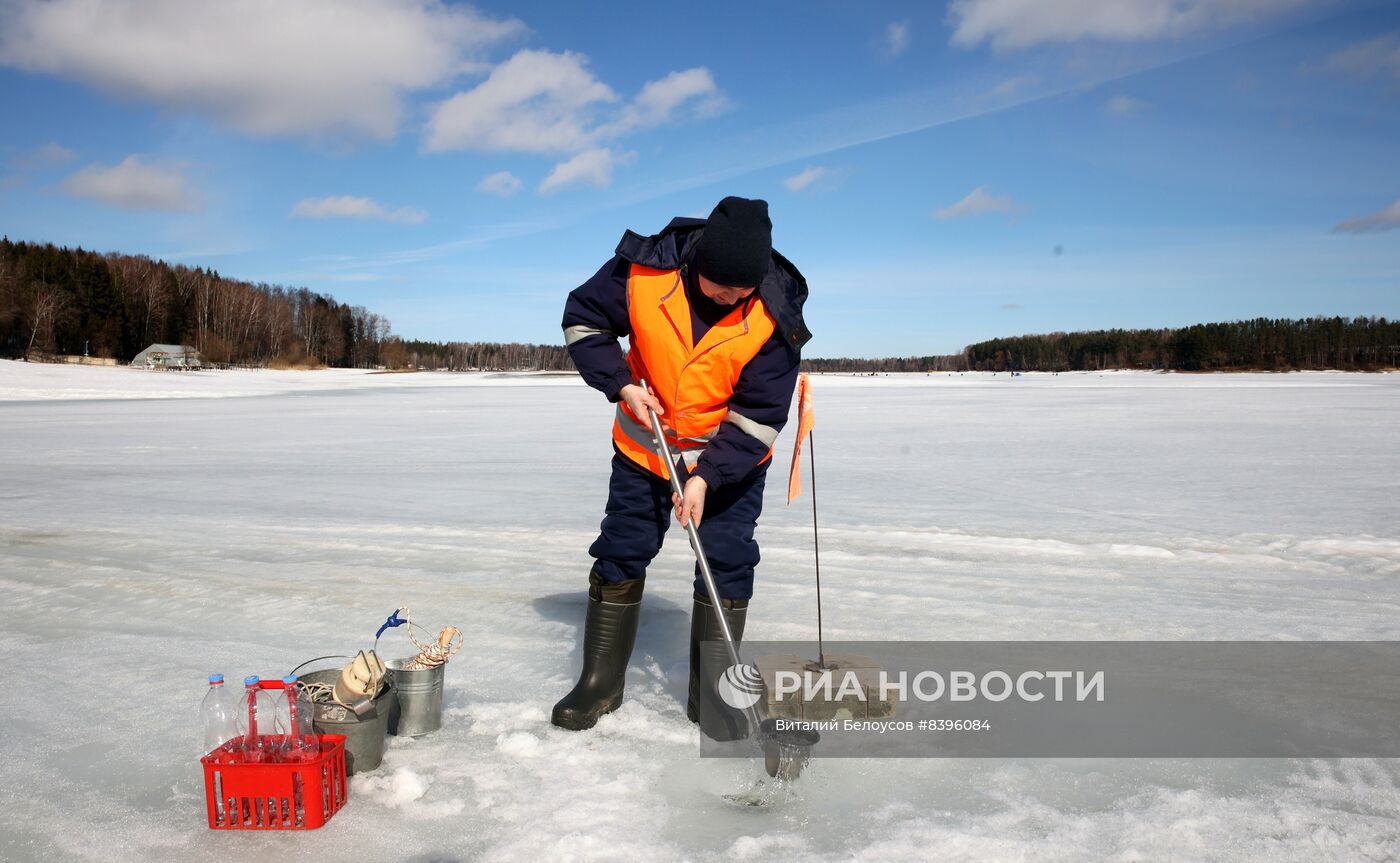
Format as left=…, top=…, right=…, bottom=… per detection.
left=397, top=606, right=463, bottom=670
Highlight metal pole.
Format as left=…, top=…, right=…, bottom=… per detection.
left=809, top=431, right=825, bottom=669
left=644, top=400, right=764, bottom=735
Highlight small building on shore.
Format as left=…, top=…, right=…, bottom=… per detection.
left=131, top=343, right=202, bottom=370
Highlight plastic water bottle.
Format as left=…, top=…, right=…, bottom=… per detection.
left=262, top=680, right=294, bottom=762
left=201, top=674, right=239, bottom=759
left=281, top=675, right=318, bottom=762
left=237, top=676, right=267, bottom=762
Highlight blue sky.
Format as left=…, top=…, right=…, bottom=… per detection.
left=2, top=0, right=1397, bottom=357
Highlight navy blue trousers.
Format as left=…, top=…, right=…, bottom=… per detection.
left=588, top=452, right=767, bottom=600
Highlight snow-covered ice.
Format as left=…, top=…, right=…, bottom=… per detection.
left=2, top=360, right=1398, bottom=861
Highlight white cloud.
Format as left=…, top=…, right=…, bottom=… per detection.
left=424, top=49, right=723, bottom=154
left=1332, top=197, right=1400, bottom=234
left=61, top=156, right=198, bottom=212
left=1105, top=95, right=1150, bottom=115
left=605, top=67, right=726, bottom=134
left=538, top=148, right=634, bottom=195
left=0, top=0, right=523, bottom=140
left=10, top=142, right=77, bottom=170
left=1323, top=32, right=1400, bottom=83
left=884, top=22, right=912, bottom=57
left=933, top=186, right=1022, bottom=220
left=477, top=171, right=523, bottom=197
left=291, top=196, right=427, bottom=224
left=948, top=0, right=1316, bottom=51
left=425, top=50, right=616, bottom=154
left=783, top=166, right=829, bottom=192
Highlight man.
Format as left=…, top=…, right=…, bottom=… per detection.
left=552, top=196, right=811, bottom=739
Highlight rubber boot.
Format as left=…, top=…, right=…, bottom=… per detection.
left=551, top=572, right=644, bottom=731
left=686, top=591, right=750, bottom=741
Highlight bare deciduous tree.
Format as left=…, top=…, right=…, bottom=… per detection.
left=25, top=283, right=68, bottom=359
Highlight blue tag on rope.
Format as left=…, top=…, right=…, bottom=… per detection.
left=376, top=609, right=407, bottom=640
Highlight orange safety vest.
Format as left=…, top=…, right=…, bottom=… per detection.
left=613, top=264, right=776, bottom=480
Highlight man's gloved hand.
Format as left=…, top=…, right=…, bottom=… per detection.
left=619, top=383, right=664, bottom=432
left=672, top=475, right=708, bottom=528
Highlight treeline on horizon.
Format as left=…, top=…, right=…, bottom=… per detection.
left=2, top=240, right=1394, bottom=373
left=0, top=238, right=581, bottom=371
left=813, top=316, right=1398, bottom=373
left=0, top=237, right=395, bottom=367
left=965, top=317, right=1399, bottom=372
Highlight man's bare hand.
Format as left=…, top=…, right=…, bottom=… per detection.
left=672, top=475, right=708, bottom=528
left=619, top=383, right=664, bottom=432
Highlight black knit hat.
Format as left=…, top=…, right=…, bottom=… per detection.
left=695, top=196, right=772, bottom=288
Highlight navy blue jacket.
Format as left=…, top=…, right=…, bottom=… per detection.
left=563, top=217, right=811, bottom=489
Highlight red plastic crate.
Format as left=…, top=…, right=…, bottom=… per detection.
left=201, top=734, right=348, bottom=830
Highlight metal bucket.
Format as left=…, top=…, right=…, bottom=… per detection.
left=386, top=659, right=445, bottom=737
left=299, top=669, right=395, bottom=775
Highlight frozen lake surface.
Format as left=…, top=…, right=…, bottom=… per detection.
left=2, top=360, right=1398, bottom=861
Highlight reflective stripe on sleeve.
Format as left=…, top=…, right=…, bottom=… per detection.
left=564, top=324, right=615, bottom=346
left=722, top=409, right=781, bottom=447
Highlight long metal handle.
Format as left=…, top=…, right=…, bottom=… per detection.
left=288, top=654, right=352, bottom=677
left=644, top=398, right=764, bottom=734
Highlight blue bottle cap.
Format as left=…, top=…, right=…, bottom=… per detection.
left=244, top=675, right=260, bottom=686
left=208, top=673, right=224, bottom=684
left=282, top=675, right=298, bottom=685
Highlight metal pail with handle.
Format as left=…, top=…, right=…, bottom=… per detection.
left=386, top=659, right=445, bottom=737
left=294, top=658, right=396, bottom=776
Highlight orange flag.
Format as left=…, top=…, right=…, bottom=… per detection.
left=787, top=373, right=815, bottom=504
